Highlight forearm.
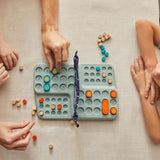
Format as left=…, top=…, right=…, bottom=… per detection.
left=139, top=92, right=160, bottom=142
left=41, top=0, right=59, bottom=32
left=136, top=20, right=159, bottom=69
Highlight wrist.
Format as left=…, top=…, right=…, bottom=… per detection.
left=41, top=23, right=58, bottom=33
left=145, top=62, right=157, bottom=70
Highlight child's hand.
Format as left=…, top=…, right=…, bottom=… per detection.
left=0, top=63, right=9, bottom=85
left=0, top=121, right=35, bottom=151
left=143, top=62, right=160, bottom=103
left=0, top=35, right=19, bottom=70
left=42, top=27, right=70, bottom=73
left=152, top=63, right=160, bottom=88
left=130, top=56, right=146, bottom=94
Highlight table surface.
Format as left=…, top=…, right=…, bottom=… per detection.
left=0, top=0, right=159, bottom=160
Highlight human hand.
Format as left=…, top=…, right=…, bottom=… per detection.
left=0, top=35, right=19, bottom=70
left=144, top=64, right=159, bottom=104
left=0, top=63, right=9, bottom=86
left=130, top=56, right=146, bottom=94
left=0, top=121, right=35, bottom=151
left=152, top=63, right=160, bottom=93
left=42, top=27, right=70, bottom=73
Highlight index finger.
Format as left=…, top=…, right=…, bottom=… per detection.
left=12, top=122, right=35, bottom=141
left=54, top=49, right=62, bottom=73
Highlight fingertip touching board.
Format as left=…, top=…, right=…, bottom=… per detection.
left=34, top=63, right=119, bottom=120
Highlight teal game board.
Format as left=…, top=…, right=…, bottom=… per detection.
left=34, top=63, right=119, bottom=120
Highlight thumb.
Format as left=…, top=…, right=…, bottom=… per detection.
left=8, top=121, right=30, bottom=130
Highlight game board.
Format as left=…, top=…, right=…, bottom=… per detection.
left=34, top=63, right=119, bottom=120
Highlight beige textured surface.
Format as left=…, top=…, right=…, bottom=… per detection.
left=0, top=0, right=159, bottom=159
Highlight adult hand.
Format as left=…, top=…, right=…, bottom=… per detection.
left=0, top=35, right=19, bottom=70
left=0, top=63, right=9, bottom=86
left=0, top=121, right=35, bottom=151
left=42, top=27, right=70, bottom=73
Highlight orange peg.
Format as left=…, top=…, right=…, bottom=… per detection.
left=110, top=107, right=117, bottom=115
left=39, top=98, right=44, bottom=103
left=57, top=104, right=62, bottom=110
left=86, top=90, right=92, bottom=98
left=110, top=91, right=117, bottom=98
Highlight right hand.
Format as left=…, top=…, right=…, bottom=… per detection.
left=42, top=26, right=70, bottom=73
left=0, top=63, right=9, bottom=86
left=0, top=121, right=35, bottom=151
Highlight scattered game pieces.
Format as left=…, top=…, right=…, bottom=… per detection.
left=32, top=135, right=37, bottom=140
left=39, top=111, right=44, bottom=116
left=22, top=99, right=27, bottom=104
left=98, top=35, right=102, bottom=39
left=101, top=37, right=105, bottom=42
left=70, top=120, right=75, bottom=125
left=12, top=100, right=16, bottom=105
left=110, top=90, right=117, bottom=98
left=110, top=107, right=117, bottom=115
left=51, top=67, right=58, bottom=75
left=105, top=52, right=109, bottom=57
left=39, top=98, right=44, bottom=103
left=51, top=104, right=56, bottom=110
left=16, top=99, right=21, bottom=103
left=16, top=102, right=21, bottom=108
left=97, top=39, right=101, bottom=43
left=96, top=66, right=100, bottom=71
left=86, top=90, right=92, bottom=98
left=19, top=65, right=23, bottom=71
left=57, top=104, right=62, bottom=110
left=43, top=75, right=50, bottom=83
left=102, top=57, right=106, bottom=62
left=97, top=33, right=111, bottom=62
left=98, top=43, right=103, bottom=47
left=32, top=107, right=37, bottom=116
left=107, top=34, right=111, bottom=39
left=32, top=110, right=36, bottom=116
left=100, top=46, right=105, bottom=50
left=108, top=79, right=112, bottom=84
left=5, top=67, right=8, bottom=71
left=49, top=144, right=53, bottom=150
left=43, top=84, right=50, bottom=91
left=33, top=107, right=37, bottom=111
left=101, top=49, right=105, bottom=54
left=76, top=121, right=79, bottom=128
